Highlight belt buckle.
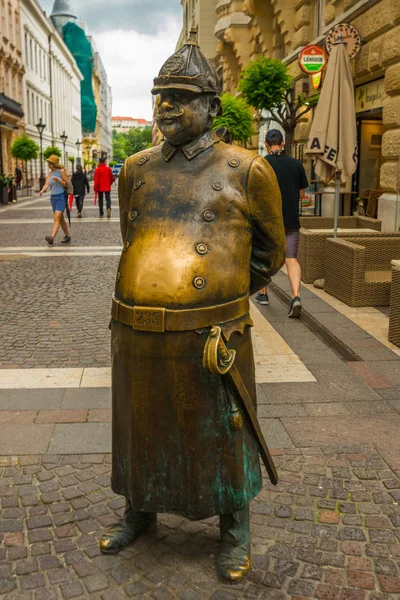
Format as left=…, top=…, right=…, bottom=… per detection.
left=132, top=306, right=166, bottom=332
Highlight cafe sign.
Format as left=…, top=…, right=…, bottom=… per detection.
left=299, top=45, right=327, bottom=74
left=355, top=79, right=386, bottom=113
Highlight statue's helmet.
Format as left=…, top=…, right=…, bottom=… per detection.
left=151, top=29, right=221, bottom=96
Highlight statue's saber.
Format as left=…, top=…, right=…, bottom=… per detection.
left=203, top=326, right=278, bottom=485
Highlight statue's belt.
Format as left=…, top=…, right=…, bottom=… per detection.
left=111, top=294, right=249, bottom=333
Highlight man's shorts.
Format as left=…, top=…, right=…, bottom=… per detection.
left=285, top=229, right=300, bottom=259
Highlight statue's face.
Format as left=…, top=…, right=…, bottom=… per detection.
left=156, top=90, right=220, bottom=146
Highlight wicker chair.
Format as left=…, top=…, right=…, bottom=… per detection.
left=389, top=260, right=400, bottom=347
left=299, top=218, right=383, bottom=284
left=366, top=189, right=384, bottom=219
left=324, top=237, right=400, bottom=307
left=299, top=216, right=381, bottom=230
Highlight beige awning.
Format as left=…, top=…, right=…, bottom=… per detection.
left=306, top=43, right=357, bottom=183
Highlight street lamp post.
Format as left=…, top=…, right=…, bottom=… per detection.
left=35, top=118, right=46, bottom=190
left=0, top=101, right=5, bottom=175
left=60, top=131, right=68, bottom=168
left=75, top=139, right=81, bottom=165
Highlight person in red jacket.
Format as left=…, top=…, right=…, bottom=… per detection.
left=94, top=157, right=115, bottom=217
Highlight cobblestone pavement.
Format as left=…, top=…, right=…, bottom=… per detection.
left=0, top=256, right=116, bottom=368
left=1, top=446, right=400, bottom=600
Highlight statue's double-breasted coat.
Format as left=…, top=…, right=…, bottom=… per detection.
left=111, top=131, right=285, bottom=520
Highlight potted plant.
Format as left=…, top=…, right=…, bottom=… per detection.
left=7, top=176, right=16, bottom=203
left=0, top=174, right=9, bottom=205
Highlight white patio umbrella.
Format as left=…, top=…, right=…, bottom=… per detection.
left=306, top=41, right=358, bottom=237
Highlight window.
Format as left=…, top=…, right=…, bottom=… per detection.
left=8, top=7, right=12, bottom=43
left=15, top=13, right=20, bottom=47
left=25, top=32, right=29, bottom=66
left=27, top=91, right=30, bottom=124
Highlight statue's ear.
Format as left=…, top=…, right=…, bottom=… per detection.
left=210, top=96, right=222, bottom=118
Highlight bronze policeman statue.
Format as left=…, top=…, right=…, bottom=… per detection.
left=100, top=31, right=286, bottom=583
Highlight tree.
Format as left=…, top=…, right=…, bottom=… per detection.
left=112, top=131, right=128, bottom=162
left=240, top=56, right=319, bottom=155
left=10, top=135, right=39, bottom=183
left=125, top=126, right=152, bottom=156
left=43, top=146, right=62, bottom=160
left=213, top=93, right=254, bottom=144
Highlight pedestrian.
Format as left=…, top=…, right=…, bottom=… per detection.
left=15, top=166, right=22, bottom=190
left=255, top=129, right=308, bottom=318
left=71, top=164, right=90, bottom=218
left=94, top=157, right=114, bottom=218
left=99, top=36, right=285, bottom=584
left=38, top=154, right=71, bottom=246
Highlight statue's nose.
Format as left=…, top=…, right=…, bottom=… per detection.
left=160, top=100, right=175, bottom=111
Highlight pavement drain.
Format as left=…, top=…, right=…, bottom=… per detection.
left=0, top=445, right=400, bottom=599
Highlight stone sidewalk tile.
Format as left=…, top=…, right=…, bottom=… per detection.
left=35, top=410, right=88, bottom=424
left=47, top=423, right=111, bottom=454
left=0, top=389, right=64, bottom=411
left=347, top=363, right=392, bottom=390
left=61, top=388, right=111, bottom=410
left=0, top=424, right=54, bottom=455
left=1, top=447, right=400, bottom=599
left=0, top=411, right=37, bottom=424
left=88, top=409, right=112, bottom=422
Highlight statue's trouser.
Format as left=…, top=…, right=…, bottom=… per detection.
left=100, top=501, right=251, bottom=583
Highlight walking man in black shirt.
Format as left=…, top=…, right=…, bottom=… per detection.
left=255, top=129, right=308, bottom=318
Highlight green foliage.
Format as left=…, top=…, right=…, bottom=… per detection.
left=10, top=135, right=39, bottom=162
left=0, top=173, right=9, bottom=186
left=68, top=156, right=75, bottom=164
left=240, top=57, right=292, bottom=112
left=213, top=94, right=254, bottom=143
left=112, top=127, right=152, bottom=160
left=43, top=146, right=62, bottom=160
left=109, top=160, right=118, bottom=167
left=240, top=56, right=320, bottom=155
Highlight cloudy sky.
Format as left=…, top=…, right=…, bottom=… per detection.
left=39, top=0, right=183, bottom=120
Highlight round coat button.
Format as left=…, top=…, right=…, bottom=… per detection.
left=193, top=276, right=206, bottom=289
left=212, top=182, right=223, bottom=191
left=203, top=210, right=215, bottom=222
left=129, top=210, right=138, bottom=221
left=134, top=180, right=142, bottom=190
left=123, top=241, right=130, bottom=251
left=137, top=156, right=148, bottom=165
left=196, top=243, right=208, bottom=255
left=229, top=158, right=240, bottom=168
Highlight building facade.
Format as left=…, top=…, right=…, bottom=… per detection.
left=50, top=0, right=113, bottom=164
left=177, top=0, right=400, bottom=231
left=177, top=0, right=218, bottom=59
left=20, top=0, right=82, bottom=183
left=112, top=116, right=151, bottom=133
left=0, top=0, right=25, bottom=175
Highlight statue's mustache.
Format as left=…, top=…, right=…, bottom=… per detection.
left=158, top=109, right=184, bottom=120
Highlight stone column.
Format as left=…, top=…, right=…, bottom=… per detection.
left=380, top=63, right=400, bottom=232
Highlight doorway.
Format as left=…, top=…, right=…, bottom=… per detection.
left=356, top=112, right=385, bottom=194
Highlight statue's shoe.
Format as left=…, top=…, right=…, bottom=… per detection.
left=100, top=512, right=156, bottom=554
left=217, top=504, right=251, bottom=584
left=217, top=543, right=251, bottom=583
